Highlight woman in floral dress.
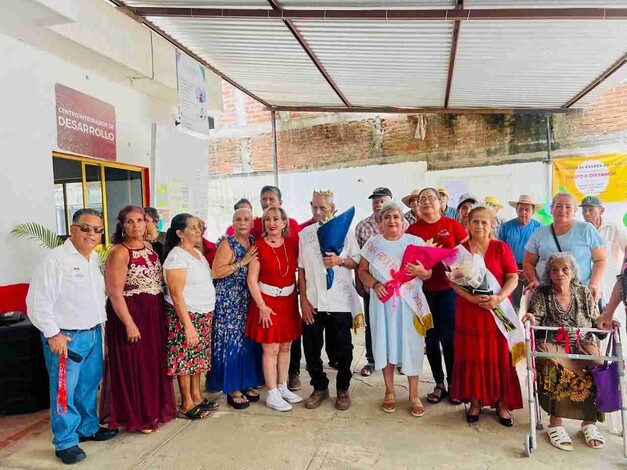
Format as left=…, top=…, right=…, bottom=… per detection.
left=208, top=208, right=262, bottom=409
left=523, top=252, right=604, bottom=451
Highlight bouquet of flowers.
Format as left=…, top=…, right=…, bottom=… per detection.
left=380, top=243, right=456, bottom=304
left=445, top=250, right=517, bottom=332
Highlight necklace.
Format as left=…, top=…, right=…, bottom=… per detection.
left=266, top=236, right=280, bottom=244
left=268, top=240, right=289, bottom=277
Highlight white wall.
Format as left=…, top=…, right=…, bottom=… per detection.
left=0, top=30, right=177, bottom=284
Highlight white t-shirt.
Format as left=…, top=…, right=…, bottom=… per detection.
left=298, top=223, right=361, bottom=313
left=163, top=246, right=215, bottom=313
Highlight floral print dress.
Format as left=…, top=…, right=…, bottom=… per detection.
left=528, top=282, right=602, bottom=421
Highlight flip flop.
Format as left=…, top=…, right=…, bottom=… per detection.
left=242, top=389, right=260, bottom=402
left=227, top=393, right=250, bottom=410
left=197, top=398, right=220, bottom=411
left=176, top=405, right=211, bottom=420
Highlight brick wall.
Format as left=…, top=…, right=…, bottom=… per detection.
left=209, top=82, right=627, bottom=176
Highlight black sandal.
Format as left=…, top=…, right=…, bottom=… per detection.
left=227, top=393, right=250, bottom=410
left=176, top=405, right=211, bottom=420
left=197, top=398, right=220, bottom=411
left=242, top=389, right=260, bottom=403
left=427, top=385, right=448, bottom=404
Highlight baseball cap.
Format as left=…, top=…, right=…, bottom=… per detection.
left=368, top=187, right=393, bottom=199
left=437, top=188, right=449, bottom=196
left=456, top=193, right=478, bottom=210
left=579, top=195, right=603, bottom=207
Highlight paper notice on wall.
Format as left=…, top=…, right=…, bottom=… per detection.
left=176, top=50, right=209, bottom=136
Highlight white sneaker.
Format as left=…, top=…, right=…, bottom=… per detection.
left=266, top=389, right=292, bottom=412
left=278, top=383, right=303, bottom=404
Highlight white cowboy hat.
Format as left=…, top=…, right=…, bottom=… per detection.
left=508, top=195, right=544, bottom=210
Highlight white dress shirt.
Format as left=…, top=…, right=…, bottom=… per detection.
left=26, top=239, right=107, bottom=338
left=163, top=247, right=216, bottom=313
left=298, top=223, right=361, bottom=313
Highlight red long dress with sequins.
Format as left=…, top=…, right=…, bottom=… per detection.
left=100, top=245, right=176, bottom=432
left=245, top=237, right=301, bottom=344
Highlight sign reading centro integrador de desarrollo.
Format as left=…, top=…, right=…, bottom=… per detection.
left=55, top=83, right=116, bottom=161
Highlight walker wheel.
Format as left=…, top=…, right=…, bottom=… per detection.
left=524, top=433, right=533, bottom=457
left=536, top=423, right=544, bottom=431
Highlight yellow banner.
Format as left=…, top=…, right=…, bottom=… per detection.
left=552, top=153, right=627, bottom=203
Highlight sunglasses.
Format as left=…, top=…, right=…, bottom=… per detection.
left=72, top=224, right=105, bottom=234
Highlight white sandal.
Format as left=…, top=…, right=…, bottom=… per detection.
left=548, top=426, right=573, bottom=452
left=581, top=424, right=605, bottom=449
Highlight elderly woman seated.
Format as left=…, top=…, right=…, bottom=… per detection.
left=522, top=252, right=604, bottom=452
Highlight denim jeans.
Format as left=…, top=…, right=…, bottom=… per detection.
left=41, top=326, right=103, bottom=451
left=424, top=289, right=456, bottom=387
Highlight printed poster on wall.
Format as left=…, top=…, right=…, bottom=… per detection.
left=55, top=84, right=116, bottom=161
left=552, top=153, right=627, bottom=227
left=176, top=50, right=209, bottom=136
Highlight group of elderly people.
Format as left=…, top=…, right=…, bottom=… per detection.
left=26, top=182, right=626, bottom=464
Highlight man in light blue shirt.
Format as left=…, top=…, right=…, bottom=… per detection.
left=438, top=188, right=457, bottom=219
left=523, top=193, right=607, bottom=302
left=499, top=195, right=543, bottom=309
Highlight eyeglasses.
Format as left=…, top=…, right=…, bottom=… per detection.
left=419, top=196, right=439, bottom=204
left=72, top=224, right=105, bottom=234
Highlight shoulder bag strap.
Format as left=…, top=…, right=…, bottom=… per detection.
left=550, top=224, right=563, bottom=253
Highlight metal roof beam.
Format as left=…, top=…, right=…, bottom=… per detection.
left=270, top=106, right=575, bottom=115
left=267, top=0, right=351, bottom=108
left=444, top=0, right=463, bottom=109
left=131, top=7, right=627, bottom=21
left=564, top=54, right=627, bottom=108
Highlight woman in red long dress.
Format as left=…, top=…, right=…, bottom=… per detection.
left=101, top=206, right=176, bottom=433
left=245, top=206, right=302, bottom=412
left=449, top=206, right=522, bottom=426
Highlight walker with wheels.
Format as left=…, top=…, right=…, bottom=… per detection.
left=523, top=322, right=627, bottom=457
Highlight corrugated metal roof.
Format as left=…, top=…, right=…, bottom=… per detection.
left=124, top=0, right=270, bottom=7
left=465, top=1, right=627, bottom=8
left=293, top=20, right=452, bottom=106
left=449, top=20, right=627, bottom=108
left=281, top=0, right=455, bottom=9
left=147, top=16, right=344, bottom=106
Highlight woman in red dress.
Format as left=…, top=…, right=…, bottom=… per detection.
left=245, top=206, right=302, bottom=412
left=449, top=206, right=522, bottom=426
left=101, top=206, right=176, bottom=433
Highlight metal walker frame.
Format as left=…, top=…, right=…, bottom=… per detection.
left=523, top=322, right=627, bottom=457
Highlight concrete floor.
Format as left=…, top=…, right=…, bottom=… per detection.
left=1, top=332, right=626, bottom=470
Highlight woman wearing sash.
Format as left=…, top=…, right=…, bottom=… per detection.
left=449, top=206, right=522, bottom=426
left=358, top=201, right=432, bottom=417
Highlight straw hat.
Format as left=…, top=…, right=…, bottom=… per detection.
left=402, top=189, right=422, bottom=208
left=484, top=196, right=503, bottom=209
left=508, top=195, right=544, bottom=210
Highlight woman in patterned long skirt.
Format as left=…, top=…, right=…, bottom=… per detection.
left=208, top=208, right=263, bottom=409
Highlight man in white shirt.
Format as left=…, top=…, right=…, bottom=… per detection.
left=581, top=196, right=627, bottom=308
left=299, top=190, right=361, bottom=411
left=27, top=209, right=117, bottom=465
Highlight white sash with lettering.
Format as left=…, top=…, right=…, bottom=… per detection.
left=364, top=237, right=433, bottom=336
left=456, top=245, right=526, bottom=365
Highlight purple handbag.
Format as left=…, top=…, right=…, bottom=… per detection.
left=591, top=337, right=622, bottom=413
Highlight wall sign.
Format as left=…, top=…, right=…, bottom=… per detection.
left=55, top=84, right=116, bottom=161
left=176, top=51, right=209, bottom=136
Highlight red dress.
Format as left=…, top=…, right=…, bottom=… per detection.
left=100, top=245, right=176, bottom=431
left=450, top=240, right=523, bottom=410
left=245, top=237, right=301, bottom=344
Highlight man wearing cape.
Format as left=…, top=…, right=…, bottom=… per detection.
left=298, top=191, right=362, bottom=411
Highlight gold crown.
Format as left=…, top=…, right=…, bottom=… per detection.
left=313, top=189, right=334, bottom=198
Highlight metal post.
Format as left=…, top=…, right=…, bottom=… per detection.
left=545, top=114, right=553, bottom=201
left=271, top=110, right=279, bottom=187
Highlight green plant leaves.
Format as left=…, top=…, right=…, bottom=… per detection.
left=10, top=223, right=63, bottom=250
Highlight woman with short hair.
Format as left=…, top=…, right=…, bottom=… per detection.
left=522, top=252, right=604, bottom=451
left=449, top=206, right=522, bottom=426
left=163, top=214, right=218, bottom=420
left=101, top=205, right=176, bottom=433
left=358, top=201, right=431, bottom=417
left=208, top=208, right=262, bottom=409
